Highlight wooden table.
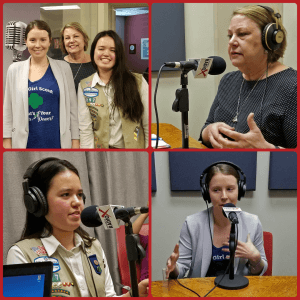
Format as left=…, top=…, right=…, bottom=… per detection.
left=151, top=276, right=297, bottom=297
left=151, top=123, right=206, bottom=149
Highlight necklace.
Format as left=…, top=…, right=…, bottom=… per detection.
left=232, top=68, right=268, bottom=123
left=68, top=53, right=86, bottom=80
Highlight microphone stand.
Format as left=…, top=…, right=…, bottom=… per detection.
left=172, top=70, right=190, bottom=149
left=214, top=221, right=249, bottom=289
left=122, top=215, right=146, bottom=297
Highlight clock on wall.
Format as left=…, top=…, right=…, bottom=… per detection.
left=129, top=44, right=136, bottom=54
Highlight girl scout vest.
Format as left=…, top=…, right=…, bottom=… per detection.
left=80, top=73, right=145, bottom=149
left=14, top=238, right=106, bottom=297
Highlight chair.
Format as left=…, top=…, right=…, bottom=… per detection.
left=263, top=231, right=273, bottom=276
left=116, top=224, right=149, bottom=292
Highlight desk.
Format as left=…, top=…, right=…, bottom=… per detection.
left=151, top=276, right=297, bottom=297
left=151, top=123, right=206, bottom=149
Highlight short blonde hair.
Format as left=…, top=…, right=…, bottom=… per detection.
left=232, top=5, right=287, bottom=63
left=60, top=22, right=90, bottom=54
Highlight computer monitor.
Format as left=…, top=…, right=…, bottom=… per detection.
left=3, top=262, right=53, bottom=297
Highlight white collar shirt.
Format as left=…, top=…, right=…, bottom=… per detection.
left=91, top=73, right=125, bottom=148
left=7, top=234, right=117, bottom=297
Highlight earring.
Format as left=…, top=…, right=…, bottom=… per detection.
left=264, top=50, right=268, bottom=54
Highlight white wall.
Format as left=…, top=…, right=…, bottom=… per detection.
left=151, top=3, right=297, bottom=140
left=151, top=152, right=297, bottom=281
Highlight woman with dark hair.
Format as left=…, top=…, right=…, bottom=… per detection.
left=6, top=158, right=148, bottom=297
left=3, top=20, right=80, bottom=149
left=200, top=5, right=296, bottom=148
left=165, top=162, right=267, bottom=279
left=78, top=30, right=148, bottom=149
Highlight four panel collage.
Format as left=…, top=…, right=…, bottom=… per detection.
left=2, top=2, right=297, bottom=298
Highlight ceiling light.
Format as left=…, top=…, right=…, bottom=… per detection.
left=41, top=5, right=81, bottom=11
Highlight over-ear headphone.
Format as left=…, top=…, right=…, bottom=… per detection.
left=200, top=161, right=246, bottom=203
left=23, top=157, right=86, bottom=217
left=259, top=5, right=284, bottom=51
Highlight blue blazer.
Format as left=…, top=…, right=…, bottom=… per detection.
left=3, top=56, right=79, bottom=148
left=177, top=207, right=268, bottom=278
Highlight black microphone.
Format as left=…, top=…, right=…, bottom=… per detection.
left=222, top=203, right=240, bottom=224
left=208, top=56, right=226, bottom=75
left=81, top=205, right=149, bottom=228
left=164, top=56, right=226, bottom=76
left=81, top=205, right=102, bottom=227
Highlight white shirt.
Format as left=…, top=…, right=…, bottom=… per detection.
left=6, top=234, right=117, bottom=297
left=78, top=72, right=149, bottom=148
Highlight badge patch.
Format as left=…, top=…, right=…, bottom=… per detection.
left=34, top=256, right=61, bottom=273
left=85, top=97, right=96, bottom=104
left=89, top=254, right=102, bottom=275
left=31, top=246, right=47, bottom=256
left=52, top=273, right=61, bottom=282
left=134, top=126, right=140, bottom=141
left=52, top=288, right=70, bottom=295
left=83, top=87, right=99, bottom=98
left=88, top=106, right=98, bottom=122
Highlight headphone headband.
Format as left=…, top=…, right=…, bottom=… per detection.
left=23, top=157, right=60, bottom=181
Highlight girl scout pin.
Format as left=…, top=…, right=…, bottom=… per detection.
left=89, top=254, right=102, bottom=275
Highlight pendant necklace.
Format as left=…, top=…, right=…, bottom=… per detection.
left=232, top=67, right=268, bottom=123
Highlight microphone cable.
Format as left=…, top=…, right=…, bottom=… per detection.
left=153, top=63, right=166, bottom=149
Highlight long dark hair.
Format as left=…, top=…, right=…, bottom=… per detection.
left=90, top=30, right=144, bottom=123
left=19, top=159, right=95, bottom=247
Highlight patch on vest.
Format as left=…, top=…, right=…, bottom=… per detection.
left=88, top=106, right=98, bottom=123
left=88, top=254, right=102, bottom=275
left=31, top=246, right=47, bottom=256
left=52, top=288, right=70, bottom=295
left=85, top=97, right=96, bottom=104
left=34, top=256, right=61, bottom=272
left=134, top=126, right=140, bottom=141
left=52, top=273, right=61, bottom=282
left=83, top=87, right=99, bottom=98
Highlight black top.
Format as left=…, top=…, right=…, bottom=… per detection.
left=58, top=56, right=96, bottom=93
left=199, top=68, right=297, bottom=148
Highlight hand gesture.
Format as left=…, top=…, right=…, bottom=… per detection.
left=218, top=113, right=275, bottom=148
left=165, top=244, right=180, bottom=279
left=223, top=233, right=260, bottom=262
left=202, top=122, right=235, bottom=148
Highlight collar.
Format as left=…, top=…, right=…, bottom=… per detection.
left=91, top=72, right=112, bottom=89
left=40, top=233, right=83, bottom=257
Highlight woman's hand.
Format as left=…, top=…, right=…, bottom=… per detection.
left=222, top=233, right=260, bottom=262
left=138, top=279, right=149, bottom=297
left=71, top=139, right=80, bottom=149
left=3, top=138, right=12, bottom=149
left=165, top=244, right=180, bottom=279
left=218, top=113, right=276, bottom=149
left=202, top=122, right=235, bottom=148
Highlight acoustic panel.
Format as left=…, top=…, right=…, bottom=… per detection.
left=152, top=153, right=157, bottom=192
left=152, top=3, right=186, bottom=71
left=269, top=152, right=297, bottom=190
left=169, top=152, right=257, bottom=191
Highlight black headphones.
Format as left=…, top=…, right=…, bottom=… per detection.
left=199, top=161, right=246, bottom=203
left=259, top=5, right=284, bottom=51
left=23, top=157, right=86, bottom=217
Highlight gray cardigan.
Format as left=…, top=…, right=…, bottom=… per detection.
left=177, top=207, right=268, bottom=278
left=3, top=56, right=79, bottom=148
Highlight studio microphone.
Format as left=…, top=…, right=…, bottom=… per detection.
left=5, top=21, right=27, bottom=62
left=81, top=205, right=149, bottom=229
left=164, top=56, right=226, bottom=77
left=222, top=203, right=241, bottom=224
